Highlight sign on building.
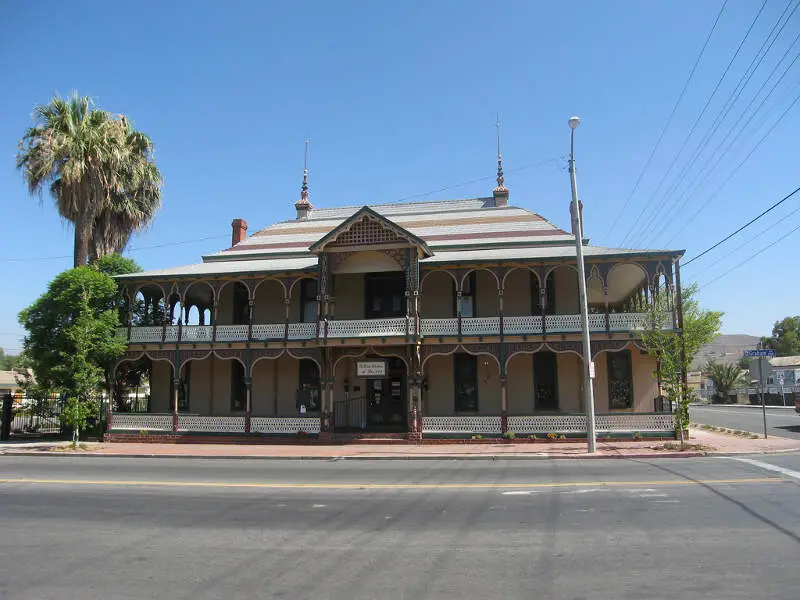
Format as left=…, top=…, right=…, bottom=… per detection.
left=357, top=360, right=387, bottom=378
left=744, top=349, right=776, bottom=358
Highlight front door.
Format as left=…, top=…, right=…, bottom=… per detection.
left=534, top=352, right=559, bottom=411
left=366, top=357, right=407, bottom=431
left=364, top=273, right=406, bottom=318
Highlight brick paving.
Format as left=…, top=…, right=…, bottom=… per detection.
left=2, top=427, right=799, bottom=459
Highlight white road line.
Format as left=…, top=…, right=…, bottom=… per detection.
left=725, top=457, right=800, bottom=481
left=651, top=500, right=680, bottom=503
left=639, top=493, right=669, bottom=498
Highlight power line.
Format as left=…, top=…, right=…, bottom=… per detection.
left=634, top=0, right=800, bottom=247
left=620, top=0, right=769, bottom=247
left=682, top=184, right=800, bottom=266
left=603, top=0, right=728, bottom=241
left=698, top=219, right=800, bottom=288
left=654, top=30, right=800, bottom=245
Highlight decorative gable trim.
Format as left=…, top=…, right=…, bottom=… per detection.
left=308, top=206, right=433, bottom=257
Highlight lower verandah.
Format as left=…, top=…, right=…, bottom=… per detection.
left=136, top=348, right=659, bottom=418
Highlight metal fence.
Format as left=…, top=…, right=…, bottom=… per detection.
left=1, top=394, right=107, bottom=440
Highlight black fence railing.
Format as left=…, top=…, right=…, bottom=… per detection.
left=0, top=394, right=107, bottom=441
left=334, top=395, right=367, bottom=431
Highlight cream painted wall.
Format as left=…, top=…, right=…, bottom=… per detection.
left=253, top=281, right=285, bottom=323
left=150, top=361, right=172, bottom=413
left=287, top=278, right=314, bottom=322
left=277, top=356, right=302, bottom=415
left=475, top=270, right=500, bottom=317
left=216, top=284, right=234, bottom=325
left=632, top=349, right=659, bottom=411
left=251, top=358, right=278, bottom=415
left=333, top=274, right=365, bottom=319
left=504, top=269, right=534, bottom=316
left=424, top=355, right=454, bottom=415
left=552, top=267, right=579, bottom=314
left=334, top=250, right=402, bottom=274
left=211, top=358, right=234, bottom=415
left=507, top=354, right=534, bottom=413
left=593, top=352, right=609, bottom=412
left=557, top=353, right=583, bottom=412
left=187, top=356, right=212, bottom=415
left=420, top=272, right=455, bottom=318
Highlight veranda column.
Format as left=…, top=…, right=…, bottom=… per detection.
left=172, top=377, right=180, bottom=432
left=211, top=301, right=219, bottom=343
left=244, top=376, right=252, bottom=434
left=107, top=381, right=115, bottom=434
left=456, top=290, right=463, bottom=337
left=500, top=376, right=508, bottom=434
left=540, top=278, right=548, bottom=335
left=604, top=284, right=610, bottom=332
left=247, top=298, right=254, bottom=340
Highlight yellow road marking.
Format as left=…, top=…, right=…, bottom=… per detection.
left=0, top=477, right=787, bottom=490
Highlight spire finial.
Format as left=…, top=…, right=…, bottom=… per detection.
left=295, top=138, right=312, bottom=218
left=494, top=114, right=506, bottom=192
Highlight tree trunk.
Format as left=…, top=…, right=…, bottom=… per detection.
left=73, top=216, right=91, bottom=268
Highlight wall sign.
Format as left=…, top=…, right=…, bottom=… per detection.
left=357, top=360, right=387, bottom=378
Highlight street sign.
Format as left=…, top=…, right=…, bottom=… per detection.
left=744, top=349, right=776, bottom=358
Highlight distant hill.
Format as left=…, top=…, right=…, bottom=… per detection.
left=690, top=334, right=761, bottom=371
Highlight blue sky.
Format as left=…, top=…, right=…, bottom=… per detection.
left=1, top=0, right=798, bottom=353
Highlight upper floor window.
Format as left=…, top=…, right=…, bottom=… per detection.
left=530, top=272, right=555, bottom=315
left=232, top=282, right=249, bottom=325
left=460, top=272, right=477, bottom=318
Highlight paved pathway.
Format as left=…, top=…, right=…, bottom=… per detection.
left=691, top=404, right=800, bottom=440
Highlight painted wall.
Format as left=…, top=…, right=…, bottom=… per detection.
left=475, top=270, right=500, bottom=317
left=277, top=356, right=302, bottom=415
left=552, top=267, right=579, bottom=314
left=150, top=361, right=172, bottom=413
left=334, top=251, right=402, bottom=274
left=504, top=269, right=534, bottom=317
left=507, top=353, right=534, bottom=413
left=211, top=358, right=234, bottom=415
left=424, top=354, right=454, bottom=415
left=216, top=284, right=234, bottom=325
left=557, top=353, right=583, bottom=412
left=187, top=356, right=212, bottom=415
left=477, top=355, right=501, bottom=413
left=252, top=358, right=278, bottom=415
left=334, top=274, right=365, bottom=319
left=420, top=272, right=455, bottom=318
left=252, top=281, right=285, bottom=323
left=632, top=350, right=659, bottom=411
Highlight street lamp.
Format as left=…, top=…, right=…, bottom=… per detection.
left=568, top=116, right=597, bottom=453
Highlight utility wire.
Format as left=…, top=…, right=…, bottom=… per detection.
left=634, top=0, right=800, bottom=247
left=604, top=0, right=728, bottom=241
left=620, top=0, right=769, bottom=247
left=698, top=219, right=800, bottom=288
left=682, top=184, right=800, bottom=266
left=654, top=30, right=800, bottom=245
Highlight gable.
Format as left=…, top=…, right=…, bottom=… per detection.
left=309, top=206, right=432, bottom=257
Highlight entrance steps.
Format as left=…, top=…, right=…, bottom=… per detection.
left=332, top=432, right=410, bottom=444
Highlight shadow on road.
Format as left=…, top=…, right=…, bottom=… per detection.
left=632, top=458, right=800, bottom=546
left=775, top=425, right=800, bottom=434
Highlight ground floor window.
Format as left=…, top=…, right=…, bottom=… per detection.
left=230, top=360, right=247, bottom=412
left=533, top=352, right=559, bottom=411
left=608, top=350, right=633, bottom=409
left=454, top=353, right=478, bottom=411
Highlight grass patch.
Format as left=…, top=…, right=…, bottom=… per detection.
left=659, top=442, right=709, bottom=452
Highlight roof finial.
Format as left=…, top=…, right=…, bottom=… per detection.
left=295, top=138, right=312, bottom=219
left=494, top=114, right=506, bottom=191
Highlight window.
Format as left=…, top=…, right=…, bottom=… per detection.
left=232, top=282, right=249, bottom=325
left=178, top=362, right=190, bottom=412
left=530, top=272, right=555, bottom=314
left=607, top=350, right=633, bottom=409
left=460, top=272, right=476, bottom=318
left=230, top=360, right=247, bottom=412
left=364, top=273, right=405, bottom=318
left=454, top=353, right=478, bottom=411
left=301, top=279, right=318, bottom=323
left=297, top=360, right=320, bottom=413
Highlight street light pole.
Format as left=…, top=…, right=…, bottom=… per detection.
left=568, top=116, right=597, bottom=453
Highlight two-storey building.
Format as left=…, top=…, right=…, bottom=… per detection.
left=109, top=174, right=682, bottom=441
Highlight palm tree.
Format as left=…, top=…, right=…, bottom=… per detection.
left=705, top=360, right=748, bottom=404
left=17, top=93, right=162, bottom=267
left=88, top=118, right=162, bottom=263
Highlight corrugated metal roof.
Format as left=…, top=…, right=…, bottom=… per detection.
left=118, top=257, right=318, bottom=279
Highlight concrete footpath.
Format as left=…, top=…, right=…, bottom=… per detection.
left=2, top=427, right=800, bottom=459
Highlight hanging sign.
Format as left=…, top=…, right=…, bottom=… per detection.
left=357, top=360, right=387, bottom=378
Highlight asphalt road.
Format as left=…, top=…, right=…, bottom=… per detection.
left=2, top=455, right=800, bottom=600
left=691, top=404, right=800, bottom=440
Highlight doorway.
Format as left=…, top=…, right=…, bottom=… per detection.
left=366, top=357, right=407, bottom=431
left=364, top=273, right=406, bottom=318
left=534, top=352, right=559, bottom=411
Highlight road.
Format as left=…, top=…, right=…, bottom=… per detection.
left=2, top=455, right=800, bottom=599
left=691, top=404, right=800, bottom=440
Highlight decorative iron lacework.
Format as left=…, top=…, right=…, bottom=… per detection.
left=422, top=416, right=502, bottom=433
left=508, top=414, right=674, bottom=434
left=288, top=322, right=317, bottom=340
left=461, top=317, right=501, bottom=336
left=609, top=312, right=649, bottom=330
left=503, top=316, right=543, bottom=335
left=112, top=414, right=173, bottom=431
left=595, top=414, right=674, bottom=432
left=251, top=323, right=285, bottom=340
left=420, top=319, right=458, bottom=336
left=508, top=415, right=587, bottom=433
left=544, top=314, right=582, bottom=332
left=164, top=326, right=180, bottom=342
left=250, top=417, right=321, bottom=434
left=129, top=326, right=163, bottom=343
left=178, top=416, right=246, bottom=432
left=330, top=217, right=402, bottom=247
left=216, top=325, right=248, bottom=341
left=181, top=326, right=213, bottom=342
left=327, top=318, right=409, bottom=338
left=588, top=314, right=606, bottom=331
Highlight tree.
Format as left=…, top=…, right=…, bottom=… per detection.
left=18, top=266, right=127, bottom=396
left=640, top=282, right=722, bottom=440
left=761, top=316, right=800, bottom=357
left=705, top=360, right=747, bottom=403
left=0, top=348, right=21, bottom=371
left=17, top=93, right=162, bottom=267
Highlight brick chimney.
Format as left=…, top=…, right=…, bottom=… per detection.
left=231, top=218, right=248, bottom=247
left=569, top=201, right=584, bottom=238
